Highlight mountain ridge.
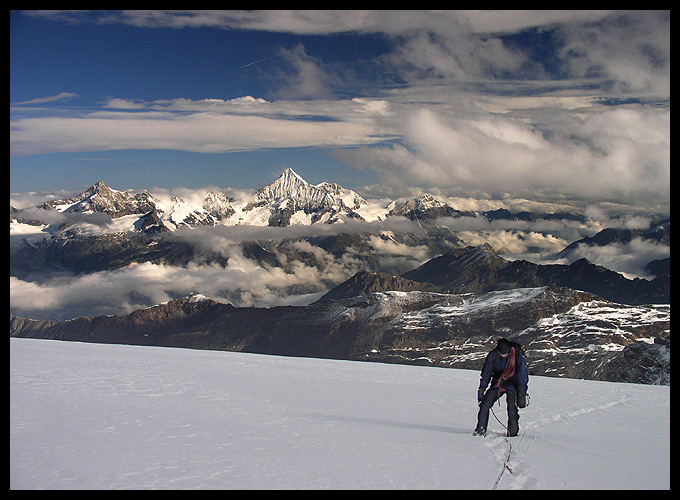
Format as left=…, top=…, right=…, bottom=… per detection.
left=399, top=243, right=669, bottom=305
left=10, top=285, right=670, bottom=385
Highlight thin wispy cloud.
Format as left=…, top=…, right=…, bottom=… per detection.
left=24, top=10, right=613, bottom=36
left=13, top=92, right=78, bottom=106
left=10, top=100, right=394, bottom=155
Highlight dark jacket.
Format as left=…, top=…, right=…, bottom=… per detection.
left=479, top=347, right=529, bottom=395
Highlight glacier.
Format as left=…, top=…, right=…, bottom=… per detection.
left=10, top=338, right=669, bottom=490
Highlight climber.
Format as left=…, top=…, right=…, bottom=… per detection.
left=473, top=338, right=529, bottom=437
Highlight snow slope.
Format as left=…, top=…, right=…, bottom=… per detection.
left=10, top=338, right=669, bottom=490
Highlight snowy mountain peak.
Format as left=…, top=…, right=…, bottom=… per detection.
left=201, top=191, right=235, bottom=219
left=256, top=167, right=314, bottom=203
left=249, top=168, right=368, bottom=225
left=316, top=181, right=367, bottom=210
left=87, top=180, right=107, bottom=195
left=388, top=193, right=468, bottom=220
left=477, top=242, right=497, bottom=254
left=282, top=166, right=305, bottom=183
left=40, top=180, right=156, bottom=219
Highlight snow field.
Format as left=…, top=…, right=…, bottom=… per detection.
left=10, top=338, right=669, bottom=489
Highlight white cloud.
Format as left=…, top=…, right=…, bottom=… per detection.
left=338, top=103, right=669, bottom=206
left=7, top=240, right=337, bottom=320
left=561, top=238, right=670, bottom=279
left=104, top=94, right=392, bottom=121
left=9, top=256, right=331, bottom=321
left=557, top=11, right=670, bottom=97
left=273, top=44, right=338, bottom=99
left=456, top=230, right=568, bottom=257
left=10, top=188, right=84, bottom=210
left=367, top=234, right=430, bottom=264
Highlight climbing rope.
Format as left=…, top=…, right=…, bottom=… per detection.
left=490, top=407, right=514, bottom=489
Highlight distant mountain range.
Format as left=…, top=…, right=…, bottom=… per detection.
left=11, top=168, right=597, bottom=231
left=10, top=169, right=670, bottom=304
left=12, top=168, right=368, bottom=231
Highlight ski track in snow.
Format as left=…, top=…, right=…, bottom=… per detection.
left=481, top=391, right=634, bottom=489
left=10, top=339, right=669, bottom=490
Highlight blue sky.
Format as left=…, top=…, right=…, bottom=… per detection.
left=10, top=10, right=670, bottom=214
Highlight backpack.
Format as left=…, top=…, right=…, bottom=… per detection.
left=510, top=340, right=527, bottom=362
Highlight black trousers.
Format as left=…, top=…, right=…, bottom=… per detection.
left=476, top=387, right=520, bottom=436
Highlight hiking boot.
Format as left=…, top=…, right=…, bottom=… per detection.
left=472, top=429, right=487, bottom=437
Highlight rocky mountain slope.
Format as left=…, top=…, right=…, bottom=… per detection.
left=319, top=271, right=437, bottom=301
left=559, top=218, right=670, bottom=251
left=10, top=284, right=670, bottom=385
left=38, top=180, right=157, bottom=218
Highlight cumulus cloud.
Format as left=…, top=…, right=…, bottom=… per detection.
left=557, top=10, right=670, bottom=97
left=272, top=44, right=338, bottom=99
left=9, top=256, right=332, bottom=321
left=456, top=230, right=569, bottom=257
left=5, top=246, right=339, bottom=321
left=10, top=188, right=84, bottom=210
left=432, top=215, right=589, bottom=259
left=338, top=103, right=669, bottom=205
